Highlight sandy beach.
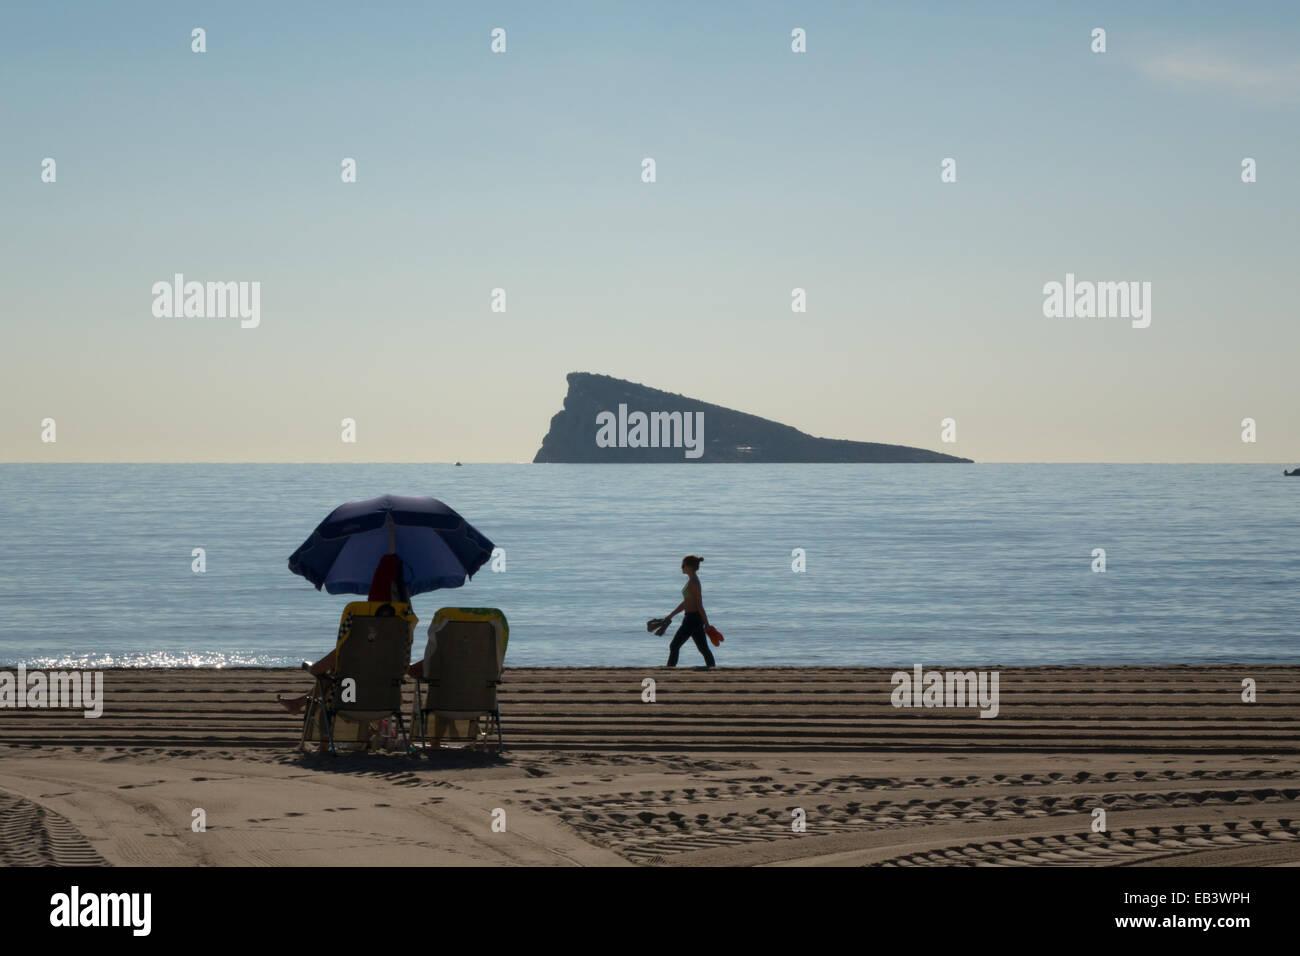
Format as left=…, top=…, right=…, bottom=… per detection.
left=2, top=666, right=1298, bottom=867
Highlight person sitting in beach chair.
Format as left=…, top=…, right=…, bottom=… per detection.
left=278, top=554, right=412, bottom=714
left=296, top=600, right=419, bottom=753
left=407, top=607, right=508, bottom=752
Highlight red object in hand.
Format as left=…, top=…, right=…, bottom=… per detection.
left=706, top=625, right=724, bottom=646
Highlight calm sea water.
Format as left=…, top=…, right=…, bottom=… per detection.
left=0, top=464, right=1295, bottom=667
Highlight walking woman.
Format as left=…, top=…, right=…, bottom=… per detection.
left=664, top=554, right=715, bottom=668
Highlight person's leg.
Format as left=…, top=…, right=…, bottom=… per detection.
left=309, top=648, right=337, bottom=676
left=689, top=617, right=716, bottom=667
left=667, top=621, right=690, bottom=666
left=282, top=648, right=335, bottom=713
left=277, top=693, right=310, bottom=715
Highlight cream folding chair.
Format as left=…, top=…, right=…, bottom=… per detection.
left=413, top=608, right=508, bottom=752
left=301, top=601, right=417, bottom=754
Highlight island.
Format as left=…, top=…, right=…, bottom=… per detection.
left=533, top=373, right=973, bottom=463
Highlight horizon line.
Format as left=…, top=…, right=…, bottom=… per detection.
left=0, top=460, right=1292, bottom=467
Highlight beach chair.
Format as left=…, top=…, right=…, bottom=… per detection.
left=300, top=601, right=418, bottom=754
left=413, top=607, right=508, bottom=753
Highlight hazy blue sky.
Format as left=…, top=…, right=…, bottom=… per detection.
left=2, top=1, right=1297, bottom=462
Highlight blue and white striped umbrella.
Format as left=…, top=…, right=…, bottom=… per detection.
left=287, top=494, right=495, bottom=596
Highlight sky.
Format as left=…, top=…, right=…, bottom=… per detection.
left=1, top=1, right=1297, bottom=463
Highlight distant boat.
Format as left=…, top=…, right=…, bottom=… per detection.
left=455, top=462, right=463, bottom=467
left=1286, top=468, right=1300, bottom=476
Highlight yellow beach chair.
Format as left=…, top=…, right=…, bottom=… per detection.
left=413, top=608, right=508, bottom=752
left=300, top=601, right=418, bottom=754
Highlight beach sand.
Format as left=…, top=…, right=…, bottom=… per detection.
left=2, top=666, right=1298, bottom=867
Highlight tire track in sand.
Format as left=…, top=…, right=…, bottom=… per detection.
left=0, top=790, right=109, bottom=866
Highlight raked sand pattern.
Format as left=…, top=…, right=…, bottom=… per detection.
left=1, top=667, right=1298, bottom=866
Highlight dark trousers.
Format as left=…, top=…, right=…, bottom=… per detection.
left=667, top=612, right=714, bottom=667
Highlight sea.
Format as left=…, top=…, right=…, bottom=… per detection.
left=0, top=464, right=1295, bottom=668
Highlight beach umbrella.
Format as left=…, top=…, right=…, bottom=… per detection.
left=287, top=494, right=495, bottom=596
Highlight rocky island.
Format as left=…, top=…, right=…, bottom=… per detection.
left=533, top=373, right=973, bottom=463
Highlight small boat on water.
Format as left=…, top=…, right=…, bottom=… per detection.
left=1285, top=468, right=1300, bottom=476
